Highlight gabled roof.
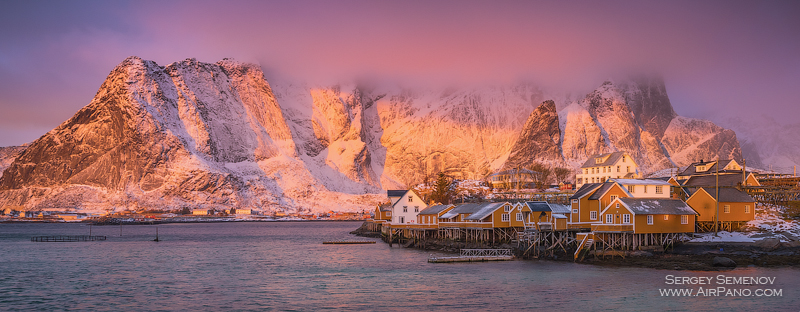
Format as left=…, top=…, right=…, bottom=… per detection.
left=387, top=190, right=408, bottom=197
left=570, top=183, right=602, bottom=199
left=440, top=210, right=459, bottom=219
left=548, top=204, right=572, bottom=214
left=588, top=181, right=626, bottom=200
left=618, top=198, right=698, bottom=215
left=683, top=174, right=750, bottom=188
left=525, top=201, right=552, bottom=212
left=690, top=188, right=755, bottom=203
left=580, top=151, right=631, bottom=168
left=464, top=202, right=507, bottom=221
left=378, top=203, right=392, bottom=212
left=418, top=204, right=454, bottom=215
left=678, top=159, right=740, bottom=177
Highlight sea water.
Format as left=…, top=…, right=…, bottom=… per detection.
left=0, top=222, right=798, bottom=311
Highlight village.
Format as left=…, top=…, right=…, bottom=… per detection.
left=360, top=151, right=800, bottom=264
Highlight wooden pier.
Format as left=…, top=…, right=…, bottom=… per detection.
left=428, top=249, right=514, bottom=263
left=31, top=235, right=107, bottom=242
left=322, top=241, right=376, bottom=244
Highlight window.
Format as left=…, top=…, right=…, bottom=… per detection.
left=596, top=157, right=602, bottom=164
left=681, top=215, right=688, bottom=224
left=573, top=209, right=578, bottom=214
left=724, top=205, right=730, bottom=213
left=627, top=166, right=630, bottom=173
left=387, top=212, right=391, bottom=216
left=605, top=214, right=613, bottom=223
left=610, top=195, right=618, bottom=202
left=643, top=185, right=648, bottom=193
left=504, top=205, right=512, bottom=212
left=400, top=216, right=405, bottom=223
left=656, top=186, right=663, bottom=194
left=590, top=211, right=597, bottom=220
left=584, top=169, right=588, bottom=174
left=408, top=196, right=413, bottom=202
left=502, top=214, right=510, bottom=222
left=616, top=166, right=620, bottom=172
left=572, top=199, right=578, bottom=203
left=403, top=206, right=408, bottom=213
left=516, top=213, right=523, bottom=221
left=628, top=185, right=635, bottom=193
left=622, top=155, right=626, bottom=162
left=647, top=215, right=654, bottom=225
left=615, top=203, right=620, bottom=209
left=414, top=206, right=419, bottom=212
left=664, top=215, right=669, bottom=220
left=745, top=205, right=751, bottom=213
left=623, top=214, right=630, bottom=223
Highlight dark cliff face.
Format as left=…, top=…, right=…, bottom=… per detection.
left=504, top=100, right=563, bottom=168
left=621, top=76, right=677, bottom=139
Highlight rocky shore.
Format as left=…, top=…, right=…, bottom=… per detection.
left=350, top=223, right=800, bottom=270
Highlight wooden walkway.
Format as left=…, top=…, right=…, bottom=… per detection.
left=322, top=241, right=376, bottom=244
left=428, top=248, right=514, bottom=263
left=31, top=235, right=107, bottom=242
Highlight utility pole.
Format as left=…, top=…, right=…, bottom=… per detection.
left=715, top=158, right=720, bottom=236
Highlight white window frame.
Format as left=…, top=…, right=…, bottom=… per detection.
left=590, top=211, right=597, bottom=220
left=628, top=185, right=635, bottom=193
left=656, top=186, right=663, bottom=194
left=663, top=215, right=668, bottom=220
left=403, top=206, right=408, bottom=213
left=414, top=206, right=419, bottom=212
left=647, top=215, right=653, bottom=225
left=622, top=214, right=630, bottom=224
left=745, top=205, right=750, bottom=213
left=681, top=215, right=688, bottom=224
left=501, top=214, right=510, bottom=222
left=572, top=209, right=578, bottom=214
left=605, top=214, right=613, bottom=223
left=610, top=195, right=618, bottom=202
left=572, top=199, right=578, bottom=203
left=724, top=205, right=730, bottom=213
left=504, top=205, right=512, bottom=212
left=516, top=213, right=523, bottom=221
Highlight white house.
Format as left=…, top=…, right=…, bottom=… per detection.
left=575, top=151, right=639, bottom=188
left=387, top=189, right=428, bottom=224
left=612, top=179, right=672, bottom=198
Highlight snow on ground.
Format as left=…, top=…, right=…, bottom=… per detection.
left=690, top=203, right=800, bottom=243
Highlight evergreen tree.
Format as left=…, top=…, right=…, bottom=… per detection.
left=430, top=172, right=454, bottom=205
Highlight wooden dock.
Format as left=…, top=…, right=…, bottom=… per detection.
left=31, top=235, right=107, bottom=242
left=428, top=248, right=514, bottom=263
left=322, top=241, right=376, bottom=244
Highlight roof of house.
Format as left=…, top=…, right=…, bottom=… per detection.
left=682, top=174, right=748, bottom=187
left=588, top=181, right=619, bottom=200
left=691, top=188, right=755, bottom=203
left=440, top=210, right=459, bottom=219
left=570, top=183, right=603, bottom=199
left=378, top=203, right=392, bottom=212
left=549, top=204, right=572, bottom=214
left=464, top=202, right=507, bottom=221
left=580, top=151, right=630, bottom=168
left=418, top=204, right=454, bottom=215
left=618, top=198, right=698, bottom=215
left=387, top=190, right=408, bottom=197
left=678, top=159, right=739, bottom=177
left=525, top=201, right=552, bottom=212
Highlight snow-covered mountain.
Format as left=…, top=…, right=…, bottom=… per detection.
left=0, top=57, right=743, bottom=213
left=712, top=115, right=800, bottom=174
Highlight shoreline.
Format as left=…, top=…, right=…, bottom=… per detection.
left=350, top=224, right=800, bottom=271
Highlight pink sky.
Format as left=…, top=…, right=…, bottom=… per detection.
left=0, top=0, right=798, bottom=146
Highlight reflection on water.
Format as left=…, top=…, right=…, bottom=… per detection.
left=0, top=222, right=797, bottom=311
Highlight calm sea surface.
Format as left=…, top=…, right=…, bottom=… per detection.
left=0, top=221, right=798, bottom=311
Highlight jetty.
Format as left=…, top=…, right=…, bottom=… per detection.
left=31, top=235, right=107, bottom=242
left=428, top=248, right=514, bottom=263
left=323, top=241, right=376, bottom=244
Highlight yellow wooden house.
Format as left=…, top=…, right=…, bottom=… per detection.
left=416, top=204, right=455, bottom=226
left=685, top=187, right=755, bottom=231
left=373, top=203, right=392, bottom=223
left=595, top=198, right=697, bottom=234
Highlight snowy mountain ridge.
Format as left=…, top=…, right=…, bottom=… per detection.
left=0, top=57, right=745, bottom=213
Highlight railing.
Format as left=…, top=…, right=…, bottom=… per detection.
left=461, top=248, right=513, bottom=257
left=590, top=224, right=633, bottom=232
left=438, top=222, right=494, bottom=229
left=574, top=233, right=593, bottom=260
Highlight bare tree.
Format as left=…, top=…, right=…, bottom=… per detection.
left=553, top=167, right=572, bottom=184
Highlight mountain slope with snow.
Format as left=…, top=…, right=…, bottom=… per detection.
left=0, top=57, right=746, bottom=213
